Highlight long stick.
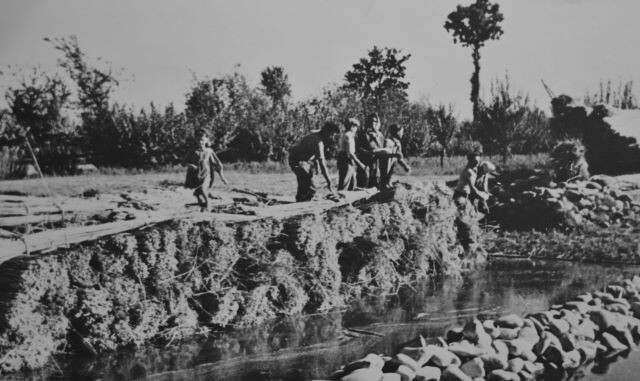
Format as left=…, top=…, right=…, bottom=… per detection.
left=541, top=79, right=556, bottom=99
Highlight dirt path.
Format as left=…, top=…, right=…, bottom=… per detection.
left=0, top=171, right=455, bottom=198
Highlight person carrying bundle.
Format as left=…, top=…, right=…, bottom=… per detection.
left=288, top=121, right=340, bottom=202
left=337, top=118, right=366, bottom=191
left=185, top=130, right=228, bottom=211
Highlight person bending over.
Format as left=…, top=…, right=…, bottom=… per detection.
left=288, top=121, right=340, bottom=202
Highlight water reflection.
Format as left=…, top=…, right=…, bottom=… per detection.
left=8, top=259, right=640, bottom=381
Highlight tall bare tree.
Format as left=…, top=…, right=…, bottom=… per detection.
left=444, top=0, right=504, bottom=121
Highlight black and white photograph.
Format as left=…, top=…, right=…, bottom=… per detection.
left=2, top=1, right=640, bottom=380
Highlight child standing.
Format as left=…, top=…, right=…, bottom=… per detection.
left=379, top=124, right=410, bottom=189
left=185, top=130, right=228, bottom=211
left=337, top=118, right=366, bottom=191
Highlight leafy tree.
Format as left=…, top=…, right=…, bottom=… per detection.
left=476, top=75, right=547, bottom=163
left=395, top=99, right=431, bottom=157
left=343, top=46, right=411, bottom=119
left=5, top=68, right=72, bottom=144
left=45, top=35, right=120, bottom=165
left=46, top=35, right=119, bottom=118
left=427, top=104, right=459, bottom=168
left=444, top=0, right=504, bottom=120
left=260, top=66, right=291, bottom=109
left=185, top=71, right=254, bottom=153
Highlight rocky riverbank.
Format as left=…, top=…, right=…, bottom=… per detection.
left=486, top=172, right=640, bottom=263
left=0, top=181, right=474, bottom=374
left=326, top=275, right=640, bottom=381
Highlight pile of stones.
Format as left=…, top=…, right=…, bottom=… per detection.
left=491, top=174, right=640, bottom=230
left=326, top=275, right=640, bottom=381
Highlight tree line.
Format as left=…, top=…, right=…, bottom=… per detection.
left=0, top=0, right=634, bottom=176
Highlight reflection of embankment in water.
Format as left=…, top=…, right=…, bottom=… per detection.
left=28, top=260, right=640, bottom=381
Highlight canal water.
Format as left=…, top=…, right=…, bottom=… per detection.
left=17, top=259, right=640, bottom=380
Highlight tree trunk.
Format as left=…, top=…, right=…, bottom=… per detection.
left=440, top=148, right=446, bottom=168
left=471, top=46, right=481, bottom=121
left=502, top=146, right=509, bottom=164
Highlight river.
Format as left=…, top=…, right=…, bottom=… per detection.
left=20, top=258, right=640, bottom=380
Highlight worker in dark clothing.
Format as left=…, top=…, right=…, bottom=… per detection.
left=288, top=122, right=340, bottom=202
left=355, top=113, right=386, bottom=188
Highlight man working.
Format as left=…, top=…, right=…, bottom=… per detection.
left=453, top=152, right=488, bottom=211
left=288, top=121, right=340, bottom=202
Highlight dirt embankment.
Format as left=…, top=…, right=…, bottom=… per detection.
left=0, top=181, right=474, bottom=373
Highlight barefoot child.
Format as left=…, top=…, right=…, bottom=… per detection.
left=337, top=118, right=366, bottom=191
left=379, top=124, right=411, bottom=189
left=185, top=130, right=228, bottom=211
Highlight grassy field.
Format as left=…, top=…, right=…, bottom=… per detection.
left=0, top=154, right=549, bottom=198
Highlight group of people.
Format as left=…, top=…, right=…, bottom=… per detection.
left=288, top=113, right=410, bottom=202
left=184, top=119, right=494, bottom=212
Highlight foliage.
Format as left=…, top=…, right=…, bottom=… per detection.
left=583, top=80, right=638, bottom=109
left=395, top=99, right=431, bottom=157
left=4, top=68, right=73, bottom=144
left=444, top=0, right=504, bottom=120
left=260, top=66, right=291, bottom=109
left=427, top=104, right=459, bottom=167
left=476, top=74, right=550, bottom=163
left=46, top=35, right=118, bottom=119
left=343, top=46, right=411, bottom=119
left=0, top=36, right=561, bottom=176
left=90, top=103, right=193, bottom=167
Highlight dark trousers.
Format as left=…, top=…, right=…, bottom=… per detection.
left=356, top=162, right=379, bottom=189
left=337, top=153, right=356, bottom=191
left=290, top=161, right=316, bottom=202
left=379, top=159, right=395, bottom=189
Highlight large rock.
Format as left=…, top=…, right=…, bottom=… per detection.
left=479, top=354, right=508, bottom=373
left=442, top=365, right=473, bottom=381
left=394, top=353, right=419, bottom=372
left=448, top=341, right=486, bottom=358
left=414, top=366, right=441, bottom=381
left=601, top=332, right=628, bottom=351
left=460, top=357, right=485, bottom=378
left=425, top=345, right=461, bottom=368
left=394, top=365, right=415, bottom=381
left=496, top=314, right=524, bottom=329
left=487, top=369, right=520, bottom=381
left=340, top=367, right=383, bottom=381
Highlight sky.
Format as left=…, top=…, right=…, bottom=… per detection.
left=1, top=0, right=639, bottom=119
